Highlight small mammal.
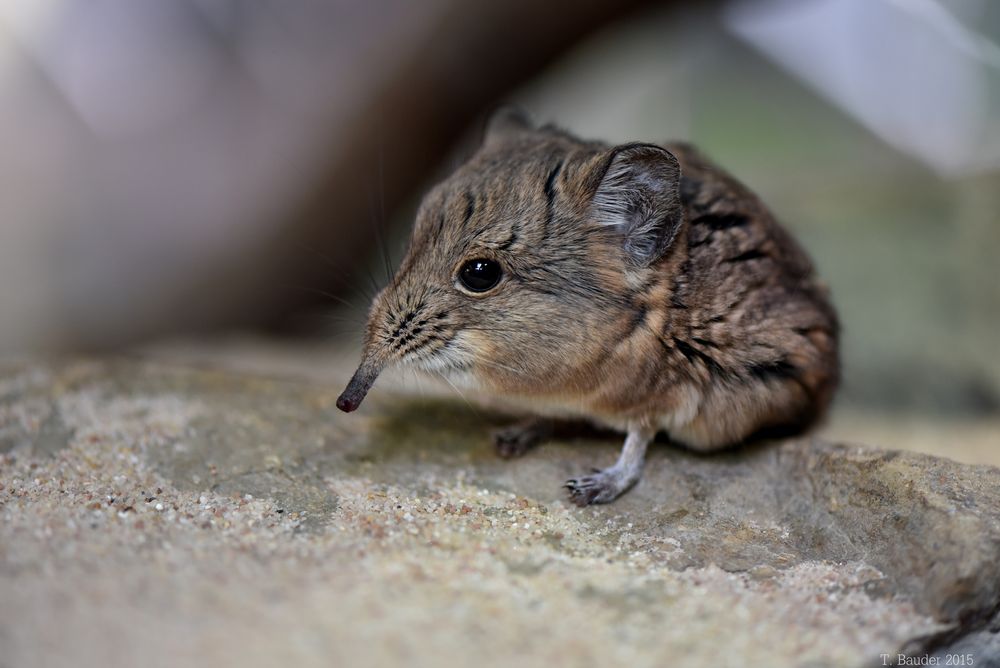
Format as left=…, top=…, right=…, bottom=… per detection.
left=337, top=110, right=839, bottom=506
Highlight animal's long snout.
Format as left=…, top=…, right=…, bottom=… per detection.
left=336, top=359, right=383, bottom=412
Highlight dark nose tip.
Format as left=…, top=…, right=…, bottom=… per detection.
left=337, top=360, right=381, bottom=414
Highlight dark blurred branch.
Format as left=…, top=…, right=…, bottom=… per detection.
left=248, top=0, right=664, bottom=331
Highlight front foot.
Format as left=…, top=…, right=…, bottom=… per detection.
left=492, top=419, right=550, bottom=459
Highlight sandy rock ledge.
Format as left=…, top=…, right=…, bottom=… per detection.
left=1, top=359, right=999, bottom=668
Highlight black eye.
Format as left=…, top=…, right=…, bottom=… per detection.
left=459, top=258, right=502, bottom=293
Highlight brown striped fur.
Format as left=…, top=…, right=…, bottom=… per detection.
left=338, top=110, right=839, bottom=505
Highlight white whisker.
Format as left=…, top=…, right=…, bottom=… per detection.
left=436, top=371, right=479, bottom=413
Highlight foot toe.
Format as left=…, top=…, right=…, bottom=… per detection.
left=564, top=473, right=612, bottom=506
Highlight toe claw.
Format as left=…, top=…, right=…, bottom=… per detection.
left=564, top=467, right=628, bottom=507
left=564, top=474, right=602, bottom=506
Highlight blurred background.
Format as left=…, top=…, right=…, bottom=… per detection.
left=1, top=0, right=997, bottom=460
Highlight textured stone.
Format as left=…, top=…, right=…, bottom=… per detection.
left=1, top=358, right=999, bottom=667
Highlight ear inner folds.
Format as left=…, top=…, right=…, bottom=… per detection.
left=591, top=143, right=684, bottom=267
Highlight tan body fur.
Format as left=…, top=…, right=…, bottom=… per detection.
left=337, top=110, right=839, bottom=505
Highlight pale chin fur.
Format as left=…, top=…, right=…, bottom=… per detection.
left=405, top=332, right=481, bottom=389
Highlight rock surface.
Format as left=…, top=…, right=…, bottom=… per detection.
left=2, top=358, right=1000, bottom=668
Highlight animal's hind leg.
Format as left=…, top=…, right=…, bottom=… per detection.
left=564, top=426, right=654, bottom=506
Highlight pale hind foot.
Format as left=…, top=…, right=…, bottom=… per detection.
left=565, top=427, right=653, bottom=506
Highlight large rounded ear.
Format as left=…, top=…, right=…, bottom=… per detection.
left=483, top=106, right=534, bottom=148
left=590, top=143, right=683, bottom=267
